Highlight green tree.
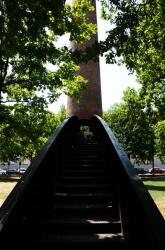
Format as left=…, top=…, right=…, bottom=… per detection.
left=103, top=87, right=155, bottom=163
left=0, top=103, right=60, bottom=163
left=57, top=104, right=67, bottom=123
left=99, top=0, right=165, bottom=115
left=0, top=0, right=98, bottom=162
left=103, top=103, right=128, bottom=150
left=154, top=121, right=165, bottom=163
left=0, top=0, right=96, bottom=106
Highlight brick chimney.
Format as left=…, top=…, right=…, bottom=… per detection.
left=67, top=0, right=102, bottom=119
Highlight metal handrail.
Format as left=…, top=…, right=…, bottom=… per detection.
left=91, top=115, right=165, bottom=250
left=1, top=115, right=164, bottom=249
left=0, top=116, right=79, bottom=232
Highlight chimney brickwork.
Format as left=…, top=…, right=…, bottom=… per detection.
left=67, top=0, right=102, bottom=119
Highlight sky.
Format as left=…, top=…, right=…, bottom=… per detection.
left=48, top=1, right=140, bottom=113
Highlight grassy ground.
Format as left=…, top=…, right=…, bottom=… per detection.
left=143, top=179, right=165, bottom=218
left=0, top=177, right=18, bottom=207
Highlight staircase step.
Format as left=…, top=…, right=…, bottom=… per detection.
left=71, top=154, right=104, bottom=159
left=61, top=168, right=105, bottom=176
left=77, top=146, right=102, bottom=151
left=40, top=216, right=122, bottom=233
left=62, top=163, right=105, bottom=171
left=33, top=132, right=124, bottom=248
left=54, top=191, right=113, bottom=200
left=54, top=183, right=111, bottom=192
left=73, top=150, right=103, bottom=154
left=67, top=161, right=105, bottom=166
left=56, top=176, right=108, bottom=184
left=53, top=201, right=114, bottom=213
left=39, top=232, right=126, bottom=249
left=0, top=129, right=130, bottom=250
left=51, top=217, right=121, bottom=226
left=74, top=149, right=103, bottom=154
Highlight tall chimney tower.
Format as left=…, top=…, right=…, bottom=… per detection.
left=67, top=0, right=102, bottom=119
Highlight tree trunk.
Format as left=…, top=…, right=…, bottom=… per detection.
left=152, top=156, right=155, bottom=176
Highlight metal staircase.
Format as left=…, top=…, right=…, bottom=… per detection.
left=0, top=116, right=164, bottom=250
left=42, top=131, right=126, bottom=249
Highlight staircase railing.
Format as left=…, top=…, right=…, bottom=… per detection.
left=1, top=115, right=164, bottom=250
left=0, top=116, right=79, bottom=233
left=90, top=115, right=165, bottom=250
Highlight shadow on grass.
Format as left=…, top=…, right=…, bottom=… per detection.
left=0, top=177, right=20, bottom=183
left=145, top=184, right=165, bottom=192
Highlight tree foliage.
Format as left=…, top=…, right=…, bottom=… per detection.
left=154, top=120, right=165, bottom=163
left=0, top=103, right=61, bottom=163
left=103, top=87, right=155, bottom=163
left=99, top=0, right=165, bottom=115
left=57, top=104, right=67, bottom=123
left=0, top=0, right=96, bottom=106
left=0, top=0, right=97, bottom=162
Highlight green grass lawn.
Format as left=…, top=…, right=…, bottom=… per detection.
left=143, top=179, right=165, bottom=218
left=0, top=177, right=18, bottom=207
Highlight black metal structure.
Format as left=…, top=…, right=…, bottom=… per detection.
left=0, top=115, right=164, bottom=249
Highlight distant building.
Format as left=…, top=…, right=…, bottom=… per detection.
left=131, top=157, right=165, bottom=171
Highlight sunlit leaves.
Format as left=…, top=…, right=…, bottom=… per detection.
left=154, top=121, right=165, bottom=163
left=67, top=0, right=97, bottom=45
left=100, top=0, right=164, bottom=163
left=57, top=104, right=66, bottom=123
left=62, top=75, right=87, bottom=100
left=0, top=0, right=97, bottom=162
left=103, top=87, right=155, bottom=163
left=100, top=0, right=165, bottom=119
left=0, top=103, right=61, bottom=162
left=0, top=0, right=96, bottom=106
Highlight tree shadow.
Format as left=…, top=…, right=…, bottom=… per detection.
left=0, top=177, right=20, bottom=183
left=145, top=184, right=165, bottom=192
